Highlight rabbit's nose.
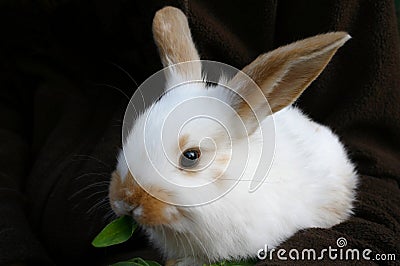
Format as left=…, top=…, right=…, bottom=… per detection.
left=112, top=200, right=137, bottom=216
left=130, top=205, right=143, bottom=219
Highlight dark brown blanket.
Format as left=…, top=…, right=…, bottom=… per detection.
left=0, top=0, right=399, bottom=265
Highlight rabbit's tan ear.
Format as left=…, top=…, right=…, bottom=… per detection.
left=152, top=6, right=201, bottom=80
left=228, top=32, right=350, bottom=133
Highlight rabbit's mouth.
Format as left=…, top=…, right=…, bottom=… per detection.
left=129, top=202, right=181, bottom=227
left=109, top=170, right=182, bottom=226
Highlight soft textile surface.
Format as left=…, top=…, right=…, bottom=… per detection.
left=0, top=0, right=399, bottom=265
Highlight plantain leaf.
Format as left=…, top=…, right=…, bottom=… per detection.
left=92, top=215, right=137, bottom=247
left=111, top=262, right=139, bottom=266
left=206, top=259, right=257, bottom=266
left=128, top=258, right=161, bottom=266
left=111, top=258, right=162, bottom=266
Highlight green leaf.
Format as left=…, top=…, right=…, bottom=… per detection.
left=144, top=262, right=162, bottom=266
left=111, top=262, right=138, bottom=266
left=130, top=258, right=161, bottom=266
left=111, top=258, right=162, bottom=266
left=92, top=215, right=137, bottom=247
left=205, top=259, right=257, bottom=266
left=226, top=260, right=257, bottom=266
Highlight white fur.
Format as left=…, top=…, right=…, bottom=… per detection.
left=114, top=79, right=358, bottom=265
left=112, top=10, right=357, bottom=264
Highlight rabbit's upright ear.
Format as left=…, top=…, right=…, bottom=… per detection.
left=153, top=6, right=201, bottom=81
left=228, top=32, right=350, bottom=133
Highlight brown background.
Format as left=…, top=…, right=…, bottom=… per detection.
left=0, top=0, right=399, bottom=265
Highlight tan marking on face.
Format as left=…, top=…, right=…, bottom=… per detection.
left=215, top=154, right=231, bottom=165
left=109, top=171, right=125, bottom=203
left=210, top=154, right=230, bottom=182
left=109, top=171, right=179, bottom=226
left=178, top=134, right=189, bottom=151
left=211, top=169, right=223, bottom=180
left=181, top=169, right=198, bottom=177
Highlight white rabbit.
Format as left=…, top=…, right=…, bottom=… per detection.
left=109, top=6, right=358, bottom=266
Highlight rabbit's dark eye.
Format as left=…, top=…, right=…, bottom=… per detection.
left=180, top=148, right=201, bottom=169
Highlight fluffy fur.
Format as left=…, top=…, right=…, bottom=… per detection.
left=109, top=6, right=358, bottom=266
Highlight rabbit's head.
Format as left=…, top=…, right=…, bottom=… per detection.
left=109, top=6, right=350, bottom=229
